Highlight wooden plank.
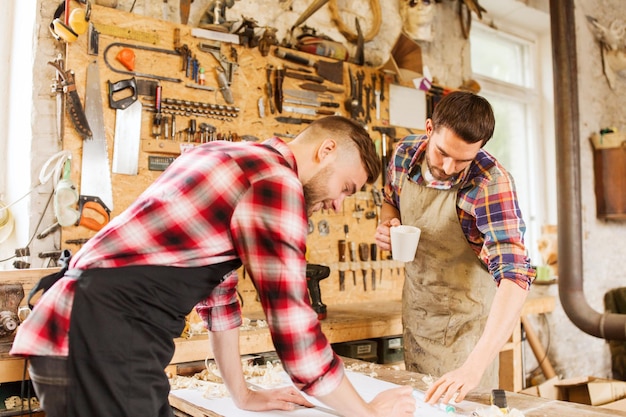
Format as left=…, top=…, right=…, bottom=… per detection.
left=0, top=356, right=28, bottom=383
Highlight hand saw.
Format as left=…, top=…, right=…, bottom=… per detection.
left=81, top=60, right=113, bottom=231
left=47, top=61, right=92, bottom=139
left=108, top=78, right=142, bottom=175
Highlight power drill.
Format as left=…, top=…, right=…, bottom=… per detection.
left=306, top=263, right=331, bottom=320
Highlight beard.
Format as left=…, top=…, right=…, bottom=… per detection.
left=426, top=151, right=456, bottom=181
left=302, top=164, right=333, bottom=216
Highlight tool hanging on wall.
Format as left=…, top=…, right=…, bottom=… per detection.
left=370, top=243, right=377, bottom=290
left=47, top=60, right=91, bottom=139
left=358, top=242, right=369, bottom=291
left=275, top=48, right=343, bottom=84
left=104, top=42, right=182, bottom=83
left=180, top=0, right=192, bottom=25
left=198, top=42, right=239, bottom=84
left=215, top=66, right=234, bottom=104
left=274, top=67, right=285, bottom=113
left=152, top=84, right=163, bottom=139
left=349, top=241, right=357, bottom=286
left=108, top=77, right=142, bottom=175
left=49, top=54, right=65, bottom=143
left=49, top=0, right=91, bottom=43
left=81, top=60, right=113, bottom=231
left=337, top=239, right=347, bottom=291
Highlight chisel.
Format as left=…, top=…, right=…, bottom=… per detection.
left=275, top=67, right=285, bottom=112
left=275, top=116, right=314, bottom=124
left=370, top=243, right=377, bottom=290
left=338, top=239, right=346, bottom=291
left=284, top=88, right=333, bottom=102
left=283, top=98, right=340, bottom=108
left=299, top=82, right=344, bottom=94
left=282, top=105, right=336, bottom=117
left=349, top=241, right=357, bottom=286
left=358, top=243, right=369, bottom=291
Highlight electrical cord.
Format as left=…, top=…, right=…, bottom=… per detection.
left=0, top=151, right=70, bottom=215
left=0, top=151, right=70, bottom=264
left=0, top=191, right=54, bottom=264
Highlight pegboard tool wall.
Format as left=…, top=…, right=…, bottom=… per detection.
left=61, top=5, right=409, bottom=312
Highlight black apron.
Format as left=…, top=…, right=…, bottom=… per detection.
left=67, top=260, right=241, bottom=417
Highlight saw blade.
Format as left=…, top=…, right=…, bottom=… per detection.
left=112, top=100, right=142, bottom=175
left=283, top=88, right=333, bottom=102
left=82, top=60, right=114, bottom=212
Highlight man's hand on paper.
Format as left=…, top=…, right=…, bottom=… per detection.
left=238, top=385, right=315, bottom=412
left=367, top=385, right=417, bottom=416
left=424, top=362, right=483, bottom=405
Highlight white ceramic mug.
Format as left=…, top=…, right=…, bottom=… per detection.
left=390, top=225, right=421, bottom=262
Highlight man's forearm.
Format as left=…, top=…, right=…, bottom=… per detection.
left=380, top=202, right=400, bottom=224
left=210, top=328, right=247, bottom=400
left=465, top=279, right=529, bottom=370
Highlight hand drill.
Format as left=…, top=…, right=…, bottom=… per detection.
left=306, top=263, right=331, bottom=320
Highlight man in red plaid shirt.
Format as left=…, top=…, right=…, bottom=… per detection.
left=12, top=116, right=415, bottom=417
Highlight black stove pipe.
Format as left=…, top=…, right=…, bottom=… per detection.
left=550, top=0, right=626, bottom=340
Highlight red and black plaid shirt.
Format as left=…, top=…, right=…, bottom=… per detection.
left=12, top=138, right=343, bottom=396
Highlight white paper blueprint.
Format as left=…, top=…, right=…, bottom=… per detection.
left=170, top=370, right=460, bottom=417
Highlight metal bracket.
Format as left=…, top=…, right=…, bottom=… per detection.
left=198, top=42, right=238, bottom=84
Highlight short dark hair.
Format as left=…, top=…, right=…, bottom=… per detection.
left=306, top=116, right=381, bottom=183
left=431, top=91, right=495, bottom=145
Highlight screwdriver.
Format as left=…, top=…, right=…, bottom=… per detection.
left=358, top=243, right=369, bottom=291
left=349, top=241, right=357, bottom=286
left=152, top=84, right=162, bottom=139
left=338, top=239, right=346, bottom=291
left=370, top=243, right=377, bottom=290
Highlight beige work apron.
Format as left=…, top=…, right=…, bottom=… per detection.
left=399, top=176, right=498, bottom=389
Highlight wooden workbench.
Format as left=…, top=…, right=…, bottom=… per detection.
left=169, top=357, right=624, bottom=417
left=170, top=294, right=555, bottom=394
left=0, top=267, right=554, bottom=395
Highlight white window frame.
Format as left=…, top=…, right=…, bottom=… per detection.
left=470, top=21, right=555, bottom=263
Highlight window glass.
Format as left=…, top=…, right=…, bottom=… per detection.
left=471, top=28, right=531, bottom=88
left=471, top=25, right=542, bottom=261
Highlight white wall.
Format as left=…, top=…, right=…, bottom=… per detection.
left=0, top=0, right=64, bottom=269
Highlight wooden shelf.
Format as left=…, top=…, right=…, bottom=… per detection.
left=172, top=300, right=404, bottom=364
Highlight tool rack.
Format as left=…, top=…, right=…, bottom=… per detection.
left=60, top=4, right=410, bottom=311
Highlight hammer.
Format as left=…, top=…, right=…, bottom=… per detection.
left=372, top=126, right=396, bottom=184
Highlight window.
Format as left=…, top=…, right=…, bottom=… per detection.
left=470, top=22, right=555, bottom=263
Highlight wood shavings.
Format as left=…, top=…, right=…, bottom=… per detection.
left=345, top=361, right=380, bottom=378
left=243, top=360, right=286, bottom=388
left=240, top=317, right=268, bottom=331
left=169, top=359, right=286, bottom=398
left=4, top=396, right=40, bottom=410
left=186, top=321, right=208, bottom=337
left=421, top=374, right=434, bottom=386
left=471, top=405, right=525, bottom=417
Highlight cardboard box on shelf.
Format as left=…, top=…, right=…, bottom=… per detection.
left=600, top=397, right=626, bottom=411
left=520, top=376, right=560, bottom=400
left=554, top=376, right=626, bottom=406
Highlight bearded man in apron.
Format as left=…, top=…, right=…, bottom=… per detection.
left=375, top=91, right=535, bottom=406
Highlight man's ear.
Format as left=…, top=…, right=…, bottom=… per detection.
left=425, top=119, right=434, bottom=136
left=316, top=138, right=337, bottom=162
